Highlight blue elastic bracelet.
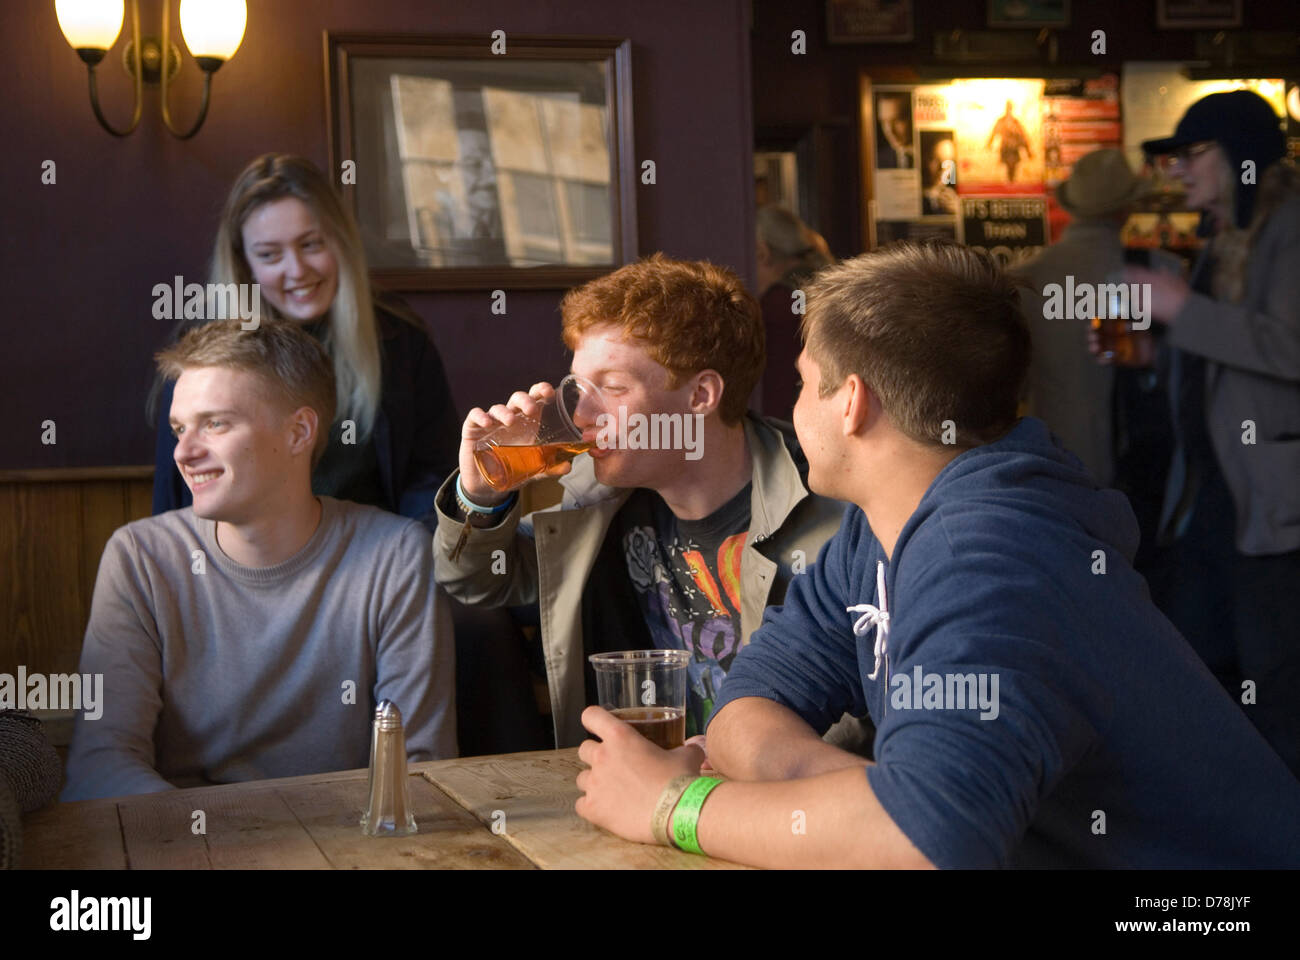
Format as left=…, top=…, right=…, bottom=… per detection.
left=456, top=474, right=516, bottom=515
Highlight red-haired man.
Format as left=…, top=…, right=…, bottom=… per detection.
left=434, top=254, right=862, bottom=752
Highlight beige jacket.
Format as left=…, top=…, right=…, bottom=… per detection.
left=434, top=414, right=861, bottom=748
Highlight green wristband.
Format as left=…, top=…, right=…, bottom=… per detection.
left=669, top=776, right=724, bottom=856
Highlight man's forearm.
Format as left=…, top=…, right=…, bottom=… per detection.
left=694, top=766, right=935, bottom=869
left=708, top=697, right=872, bottom=782
left=62, top=742, right=174, bottom=802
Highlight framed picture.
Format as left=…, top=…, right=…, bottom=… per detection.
left=826, top=0, right=914, bottom=44
left=987, top=0, right=1070, bottom=28
left=755, top=150, right=800, bottom=216
left=325, top=33, right=637, bottom=291
left=1156, top=0, right=1242, bottom=28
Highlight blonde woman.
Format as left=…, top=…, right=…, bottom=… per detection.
left=1127, top=90, right=1300, bottom=776
left=151, top=153, right=460, bottom=525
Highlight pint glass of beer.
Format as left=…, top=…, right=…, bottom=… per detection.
left=1090, top=266, right=1154, bottom=367
left=1090, top=316, right=1154, bottom=367
left=589, top=650, right=690, bottom=750
left=472, top=374, right=604, bottom=492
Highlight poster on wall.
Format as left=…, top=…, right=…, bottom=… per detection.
left=867, top=84, right=960, bottom=246
left=958, top=195, right=1049, bottom=268
left=914, top=84, right=959, bottom=216
left=872, top=219, right=959, bottom=246
left=871, top=86, right=921, bottom=220
left=951, top=79, right=1046, bottom=189
left=1041, top=74, right=1122, bottom=241
left=1041, top=75, right=1122, bottom=187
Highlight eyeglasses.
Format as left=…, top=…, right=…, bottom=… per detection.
left=1161, top=141, right=1217, bottom=169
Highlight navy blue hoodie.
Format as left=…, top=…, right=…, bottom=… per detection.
left=710, top=417, right=1300, bottom=867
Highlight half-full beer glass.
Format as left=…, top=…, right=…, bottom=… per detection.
left=472, top=374, right=604, bottom=492
left=589, top=650, right=690, bottom=749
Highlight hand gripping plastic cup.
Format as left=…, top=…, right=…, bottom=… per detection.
left=472, top=374, right=606, bottom=493
left=588, top=650, right=690, bottom=749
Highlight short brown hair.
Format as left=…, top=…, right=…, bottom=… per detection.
left=156, top=319, right=337, bottom=466
left=801, top=240, right=1029, bottom=448
left=560, top=253, right=763, bottom=425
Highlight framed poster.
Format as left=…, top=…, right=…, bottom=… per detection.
left=988, top=0, right=1070, bottom=28
left=1156, top=0, right=1242, bottom=29
left=959, top=195, right=1050, bottom=268
left=826, top=0, right=914, bottom=44
left=325, top=34, right=637, bottom=291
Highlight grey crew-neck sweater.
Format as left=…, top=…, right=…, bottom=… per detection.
left=62, top=496, right=455, bottom=802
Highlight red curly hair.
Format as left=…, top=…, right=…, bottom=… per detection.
left=560, top=254, right=764, bottom=425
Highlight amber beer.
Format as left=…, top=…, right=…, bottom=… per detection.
left=473, top=440, right=594, bottom=491
left=611, top=706, right=686, bottom=750
left=1090, top=316, right=1153, bottom=367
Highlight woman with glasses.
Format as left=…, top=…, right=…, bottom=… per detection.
left=1124, top=90, right=1300, bottom=776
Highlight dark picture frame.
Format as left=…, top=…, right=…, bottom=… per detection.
left=1156, top=0, right=1242, bottom=29
left=826, top=0, right=915, bottom=45
left=987, top=0, right=1070, bottom=28
left=324, top=33, right=637, bottom=291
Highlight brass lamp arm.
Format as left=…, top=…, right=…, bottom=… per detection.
left=83, top=0, right=143, bottom=137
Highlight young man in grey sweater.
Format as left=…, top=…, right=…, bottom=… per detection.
left=62, top=319, right=455, bottom=802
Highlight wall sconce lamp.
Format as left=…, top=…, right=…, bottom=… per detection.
left=55, top=0, right=246, bottom=139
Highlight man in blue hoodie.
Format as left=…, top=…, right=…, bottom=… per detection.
left=574, top=239, right=1300, bottom=868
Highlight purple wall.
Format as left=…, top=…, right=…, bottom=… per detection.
left=0, top=0, right=755, bottom=469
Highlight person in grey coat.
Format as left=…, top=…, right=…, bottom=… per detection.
left=1016, top=148, right=1180, bottom=484
left=1127, top=89, right=1300, bottom=777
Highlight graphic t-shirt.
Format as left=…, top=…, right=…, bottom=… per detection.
left=618, top=483, right=752, bottom=736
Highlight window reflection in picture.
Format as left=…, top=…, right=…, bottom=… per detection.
left=330, top=38, right=633, bottom=288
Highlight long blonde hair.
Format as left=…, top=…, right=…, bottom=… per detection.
left=1211, top=159, right=1300, bottom=303
left=211, top=154, right=382, bottom=438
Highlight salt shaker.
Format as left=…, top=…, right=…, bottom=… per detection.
left=360, top=699, right=417, bottom=836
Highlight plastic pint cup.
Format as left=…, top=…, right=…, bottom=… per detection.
left=588, top=650, right=690, bottom=749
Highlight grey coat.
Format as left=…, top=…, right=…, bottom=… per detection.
left=1166, top=191, right=1300, bottom=555
left=1016, top=222, right=1182, bottom=484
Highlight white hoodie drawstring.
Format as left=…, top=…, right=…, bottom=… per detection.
left=847, top=559, right=890, bottom=683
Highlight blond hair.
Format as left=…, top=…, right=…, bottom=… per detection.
left=1211, top=160, right=1300, bottom=303
left=156, top=319, right=337, bottom=467
left=211, top=154, right=381, bottom=439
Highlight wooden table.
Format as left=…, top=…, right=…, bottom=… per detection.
left=19, top=748, right=748, bottom=869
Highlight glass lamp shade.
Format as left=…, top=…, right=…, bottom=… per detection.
left=55, top=0, right=124, bottom=52
left=179, top=0, right=246, bottom=62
